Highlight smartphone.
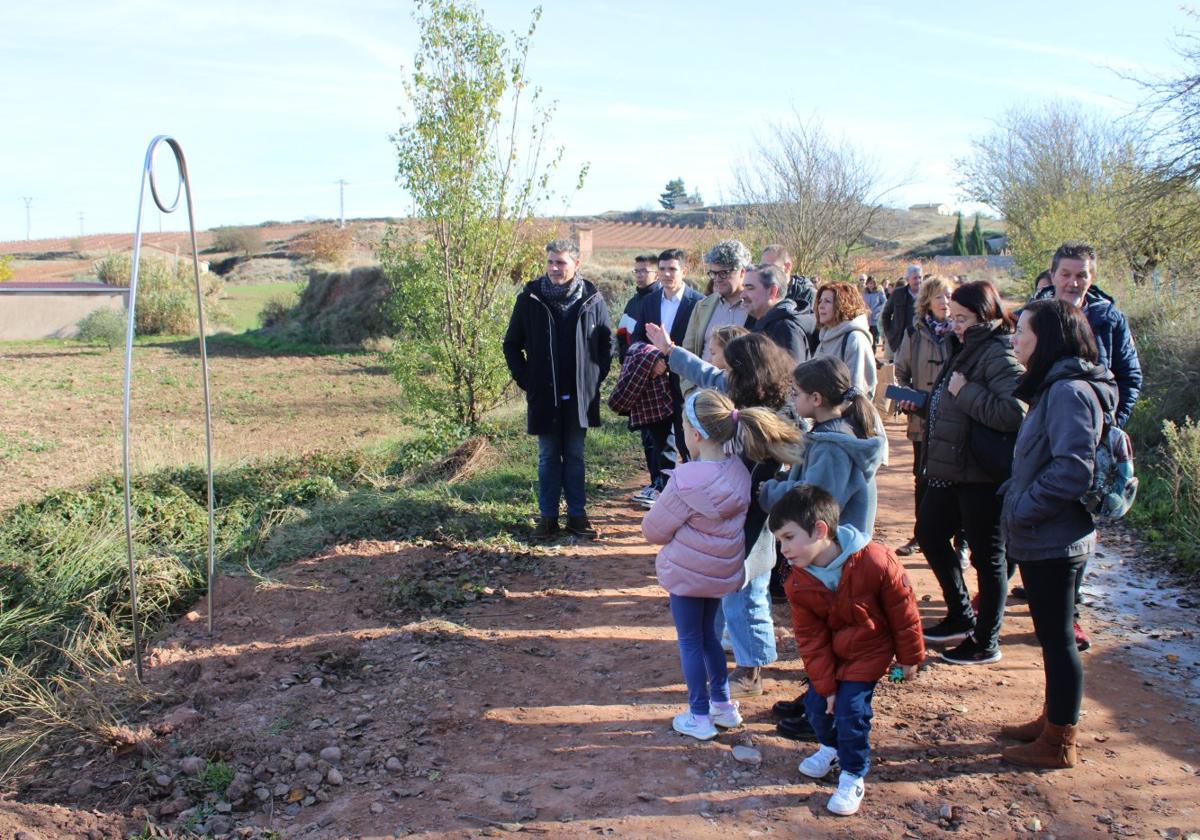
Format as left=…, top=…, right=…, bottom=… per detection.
left=885, top=384, right=928, bottom=409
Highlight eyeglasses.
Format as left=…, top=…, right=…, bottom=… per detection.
left=633, top=269, right=654, bottom=275
left=706, top=268, right=738, bottom=281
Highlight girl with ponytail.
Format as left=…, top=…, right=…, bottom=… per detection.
left=759, top=356, right=887, bottom=536
left=642, top=389, right=803, bottom=741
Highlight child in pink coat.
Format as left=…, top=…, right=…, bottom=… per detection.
left=643, top=388, right=806, bottom=740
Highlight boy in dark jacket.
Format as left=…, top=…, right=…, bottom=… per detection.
left=769, top=485, right=924, bottom=817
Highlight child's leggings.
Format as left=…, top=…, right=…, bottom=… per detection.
left=668, top=594, right=730, bottom=716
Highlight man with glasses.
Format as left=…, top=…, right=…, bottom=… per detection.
left=679, top=239, right=753, bottom=395
left=882, top=264, right=923, bottom=360
left=617, top=254, right=662, bottom=359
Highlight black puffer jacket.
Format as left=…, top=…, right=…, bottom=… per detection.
left=748, top=299, right=815, bottom=362
left=923, top=321, right=1026, bottom=483
left=502, top=277, right=613, bottom=435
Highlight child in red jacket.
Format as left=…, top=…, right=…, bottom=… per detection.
left=769, top=484, right=925, bottom=816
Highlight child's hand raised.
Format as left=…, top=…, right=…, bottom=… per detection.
left=651, top=359, right=667, bottom=377
left=644, top=322, right=673, bottom=354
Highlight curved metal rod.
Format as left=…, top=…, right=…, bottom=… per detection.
left=122, top=136, right=216, bottom=681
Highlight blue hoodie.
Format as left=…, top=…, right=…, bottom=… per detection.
left=759, top=417, right=886, bottom=536
left=805, top=524, right=870, bottom=591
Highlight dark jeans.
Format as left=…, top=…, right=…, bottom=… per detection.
left=916, top=482, right=1007, bottom=651
left=803, top=680, right=876, bottom=778
left=638, top=417, right=673, bottom=491
left=1018, top=555, right=1087, bottom=725
left=668, top=594, right=729, bottom=716
left=536, top=418, right=587, bottom=519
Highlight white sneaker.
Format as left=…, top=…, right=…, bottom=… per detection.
left=638, top=488, right=660, bottom=506
left=708, top=701, right=743, bottom=729
left=672, top=712, right=718, bottom=740
left=798, top=744, right=839, bottom=778
left=631, top=485, right=654, bottom=502
left=826, top=771, right=865, bottom=816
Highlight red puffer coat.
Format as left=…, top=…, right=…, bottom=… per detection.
left=785, top=534, right=925, bottom=698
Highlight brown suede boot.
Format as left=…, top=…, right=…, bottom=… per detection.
left=1002, top=721, right=1077, bottom=769
left=999, top=707, right=1046, bottom=742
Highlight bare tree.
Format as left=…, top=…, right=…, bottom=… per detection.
left=732, top=115, right=889, bottom=277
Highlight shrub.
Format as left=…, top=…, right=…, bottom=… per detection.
left=209, top=226, right=264, bottom=256
left=258, top=295, right=294, bottom=329
left=75, top=307, right=126, bottom=350
left=0, top=255, right=12, bottom=282
left=91, top=251, right=225, bottom=335
left=292, top=225, right=354, bottom=265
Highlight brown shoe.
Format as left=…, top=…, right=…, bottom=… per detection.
left=1002, top=721, right=1077, bottom=769
left=728, top=666, right=762, bottom=698
left=530, top=516, right=559, bottom=541
left=565, top=515, right=599, bottom=539
left=1000, top=707, right=1046, bottom=742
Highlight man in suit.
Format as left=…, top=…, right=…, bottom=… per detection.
left=631, top=248, right=703, bottom=497
left=882, top=263, right=923, bottom=358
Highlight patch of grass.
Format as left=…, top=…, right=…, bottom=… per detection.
left=196, top=759, right=235, bottom=797
left=217, top=282, right=301, bottom=333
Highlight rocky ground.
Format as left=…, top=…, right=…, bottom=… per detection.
left=2, top=417, right=1198, bottom=839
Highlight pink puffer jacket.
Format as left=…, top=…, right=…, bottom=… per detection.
left=642, top=456, right=750, bottom=598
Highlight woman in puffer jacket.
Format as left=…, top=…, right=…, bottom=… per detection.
left=998, top=299, right=1116, bottom=769
left=916, top=281, right=1026, bottom=667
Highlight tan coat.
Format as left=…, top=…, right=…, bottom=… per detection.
left=894, top=320, right=949, bottom=442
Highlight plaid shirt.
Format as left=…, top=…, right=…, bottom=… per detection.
left=607, top=342, right=673, bottom=428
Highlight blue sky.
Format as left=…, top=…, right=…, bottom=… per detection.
left=0, top=0, right=1190, bottom=241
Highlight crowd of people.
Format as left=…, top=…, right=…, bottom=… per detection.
left=501, top=237, right=1141, bottom=817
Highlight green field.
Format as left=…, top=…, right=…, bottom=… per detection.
left=217, top=281, right=300, bottom=333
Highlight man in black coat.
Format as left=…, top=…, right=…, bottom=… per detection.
left=617, top=253, right=661, bottom=360
left=631, top=248, right=703, bottom=482
left=882, top=263, right=923, bottom=356
left=742, top=263, right=813, bottom=362
left=502, top=238, right=613, bottom=540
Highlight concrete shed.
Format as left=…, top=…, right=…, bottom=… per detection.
left=0, top=282, right=129, bottom=340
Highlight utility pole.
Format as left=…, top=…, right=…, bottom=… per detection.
left=335, top=179, right=348, bottom=228
left=78, top=212, right=85, bottom=237
left=21, top=196, right=33, bottom=240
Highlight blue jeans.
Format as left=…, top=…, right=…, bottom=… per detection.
left=804, top=680, right=876, bottom=778
left=668, top=594, right=729, bottom=716
left=716, top=570, right=777, bottom=667
left=536, top=422, right=587, bottom=518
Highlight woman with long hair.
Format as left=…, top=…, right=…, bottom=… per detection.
left=998, top=299, right=1115, bottom=768
left=916, top=281, right=1026, bottom=666
left=893, top=276, right=954, bottom=557
left=815, top=282, right=877, bottom=399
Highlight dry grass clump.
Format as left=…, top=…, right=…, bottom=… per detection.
left=402, top=436, right=498, bottom=487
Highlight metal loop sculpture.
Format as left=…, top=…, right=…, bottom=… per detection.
left=122, top=136, right=216, bottom=681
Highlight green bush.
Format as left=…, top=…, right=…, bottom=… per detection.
left=74, top=307, right=126, bottom=350
left=92, top=251, right=225, bottom=335
left=0, top=255, right=12, bottom=282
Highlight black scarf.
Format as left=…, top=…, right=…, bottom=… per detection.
left=538, top=275, right=584, bottom=314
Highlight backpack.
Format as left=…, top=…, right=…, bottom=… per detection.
left=1082, top=417, right=1138, bottom=519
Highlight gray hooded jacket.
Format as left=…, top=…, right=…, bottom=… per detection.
left=1001, top=358, right=1118, bottom=562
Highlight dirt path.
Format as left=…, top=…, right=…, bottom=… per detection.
left=3, top=417, right=1199, bottom=839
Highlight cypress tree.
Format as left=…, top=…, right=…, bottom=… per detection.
left=951, top=212, right=968, bottom=256
left=969, top=213, right=987, bottom=255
